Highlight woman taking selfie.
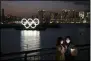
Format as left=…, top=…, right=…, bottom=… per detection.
left=56, top=37, right=66, bottom=61
left=65, top=36, right=78, bottom=61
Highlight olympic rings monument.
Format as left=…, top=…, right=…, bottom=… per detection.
left=21, top=18, right=40, bottom=29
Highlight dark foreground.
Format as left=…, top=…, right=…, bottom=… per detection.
left=1, top=44, right=90, bottom=61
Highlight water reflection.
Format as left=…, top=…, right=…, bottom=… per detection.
left=21, top=30, right=40, bottom=51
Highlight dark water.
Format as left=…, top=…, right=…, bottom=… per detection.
left=1, top=24, right=90, bottom=60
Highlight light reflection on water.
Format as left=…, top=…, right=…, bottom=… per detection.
left=1, top=24, right=90, bottom=54
left=21, top=30, right=40, bottom=51
left=1, top=25, right=90, bottom=60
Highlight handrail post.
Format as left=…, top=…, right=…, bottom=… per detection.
left=24, top=53, right=27, bottom=61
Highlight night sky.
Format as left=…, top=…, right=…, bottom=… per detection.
left=1, top=1, right=89, bottom=17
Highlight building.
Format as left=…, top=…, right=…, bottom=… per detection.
left=50, top=12, right=55, bottom=23
left=86, top=12, right=90, bottom=23
left=86, top=12, right=90, bottom=18
left=1, top=9, right=5, bottom=23
left=43, top=11, right=51, bottom=23
left=38, top=10, right=45, bottom=23
left=79, top=11, right=86, bottom=19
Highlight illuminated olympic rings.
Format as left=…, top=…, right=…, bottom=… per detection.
left=21, top=18, right=40, bottom=29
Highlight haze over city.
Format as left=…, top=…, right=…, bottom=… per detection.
left=1, top=1, right=89, bottom=17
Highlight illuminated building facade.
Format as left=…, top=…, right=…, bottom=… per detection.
left=2, top=9, right=89, bottom=24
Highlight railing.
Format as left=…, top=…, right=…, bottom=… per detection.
left=0, top=44, right=90, bottom=61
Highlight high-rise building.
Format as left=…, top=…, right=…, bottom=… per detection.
left=50, top=12, right=55, bottom=20
left=2, top=9, right=5, bottom=23
left=86, top=12, right=90, bottom=18
left=79, top=11, right=87, bottom=23
left=79, top=11, right=85, bottom=19
left=86, top=12, right=90, bottom=23
left=66, top=10, right=71, bottom=22
left=38, top=10, right=45, bottom=23
left=75, top=11, right=79, bottom=18
left=43, top=11, right=51, bottom=23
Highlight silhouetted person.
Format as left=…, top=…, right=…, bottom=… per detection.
left=56, top=37, right=66, bottom=61
left=65, top=36, right=77, bottom=61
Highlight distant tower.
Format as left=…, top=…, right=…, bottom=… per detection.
left=2, top=9, right=5, bottom=23
left=38, top=10, right=45, bottom=23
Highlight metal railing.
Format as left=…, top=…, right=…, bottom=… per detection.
left=0, top=44, right=90, bottom=61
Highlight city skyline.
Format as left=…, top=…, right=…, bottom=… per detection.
left=1, top=1, right=89, bottom=17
